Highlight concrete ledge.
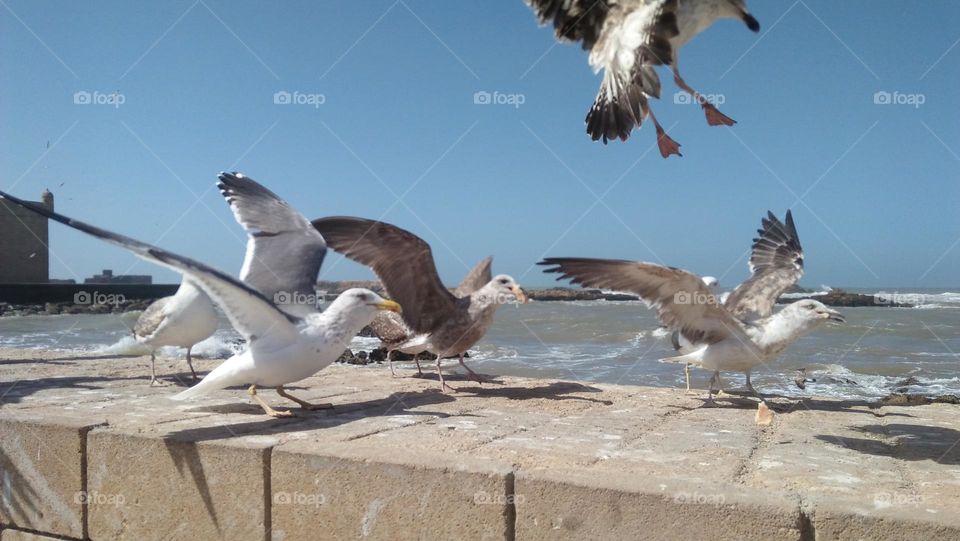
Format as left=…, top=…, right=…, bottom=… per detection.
left=1, top=348, right=959, bottom=540
left=0, top=416, right=104, bottom=539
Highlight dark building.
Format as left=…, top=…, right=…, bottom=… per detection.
left=0, top=190, right=52, bottom=283
left=84, top=269, right=152, bottom=285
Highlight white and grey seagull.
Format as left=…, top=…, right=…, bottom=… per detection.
left=371, top=256, right=494, bottom=378
left=0, top=181, right=401, bottom=418
left=539, top=210, right=845, bottom=406
left=525, top=0, right=760, bottom=157
left=312, top=217, right=528, bottom=392
left=133, top=280, right=217, bottom=385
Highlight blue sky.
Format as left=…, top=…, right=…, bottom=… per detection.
left=1, top=1, right=958, bottom=289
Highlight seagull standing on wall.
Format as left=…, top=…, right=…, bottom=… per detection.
left=525, top=0, right=760, bottom=157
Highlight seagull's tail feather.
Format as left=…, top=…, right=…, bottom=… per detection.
left=660, top=348, right=706, bottom=366
left=170, top=358, right=250, bottom=401
left=586, top=72, right=649, bottom=143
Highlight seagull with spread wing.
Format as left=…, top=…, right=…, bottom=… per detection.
left=0, top=180, right=400, bottom=418
left=312, top=217, right=528, bottom=391
left=540, top=210, right=845, bottom=405
left=525, top=0, right=760, bottom=157
left=371, top=256, right=494, bottom=378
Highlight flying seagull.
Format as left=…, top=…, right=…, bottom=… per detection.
left=539, top=210, right=845, bottom=406
left=372, top=256, right=494, bottom=377
left=312, top=217, right=528, bottom=391
left=0, top=184, right=401, bottom=418
left=133, top=281, right=217, bottom=385
left=525, top=0, right=760, bottom=157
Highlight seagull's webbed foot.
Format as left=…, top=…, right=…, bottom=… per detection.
left=655, top=126, right=682, bottom=158
left=703, top=103, right=736, bottom=127
left=276, top=386, right=333, bottom=411
left=248, top=384, right=294, bottom=418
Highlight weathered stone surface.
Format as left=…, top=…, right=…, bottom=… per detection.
left=515, top=469, right=802, bottom=540
left=0, top=528, right=67, bottom=541
left=0, top=415, right=103, bottom=539
left=271, top=441, right=512, bottom=541
left=86, top=429, right=272, bottom=541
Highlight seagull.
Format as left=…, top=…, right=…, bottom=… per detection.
left=0, top=185, right=401, bottom=418
left=311, top=217, right=528, bottom=391
left=373, top=256, right=494, bottom=377
left=133, top=280, right=217, bottom=385
left=539, top=210, right=846, bottom=406
left=525, top=0, right=760, bottom=157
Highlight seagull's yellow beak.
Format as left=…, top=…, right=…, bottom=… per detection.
left=511, top=285, right=529, bottom=304
left=375, top=300, right=402, bottom=313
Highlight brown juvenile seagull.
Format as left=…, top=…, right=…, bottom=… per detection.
left=539, top=210, right=846, bottom=406
left=371, top=256, right=494, bottom=377
left=525, top=0, right=760, bottom=157
left=312, top=217, right=528, bottom=391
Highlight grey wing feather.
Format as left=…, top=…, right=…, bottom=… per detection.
left=724, top=210, right=804, bottom=321
left=525, top=0, right=614, bottom=50
left=311, top=216, right=457, bottom=334
left=369, top=310, right=412, bottom=346
left=134, top=296, right=172, bottom=339
left=0, top=189, right=299, bottom=344
left=539, top=257, right=747, bottom=346
left=218, top=172, right=326, bottom=314
left=453, top=256, right=493, bottom=297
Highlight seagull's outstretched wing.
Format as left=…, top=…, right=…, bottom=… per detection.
left=311, top=216, right=457, bottom=334
left=525, top=0, right=614, bottom=50
left=724, top=210, right=804, bottom=321
left=539, top=257, right=747, bottom=345
left=453, top=256, right=493, bottom=297
left=218, top=172, right=326, bottom=316
left=0, top=189, right=299, bottom=344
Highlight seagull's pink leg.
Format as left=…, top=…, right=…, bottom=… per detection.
left=646, top=107, right=682, bottom=158
left=672, top=64, right=736, bottom=127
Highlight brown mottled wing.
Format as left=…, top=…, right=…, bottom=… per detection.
left=369, top=310, right=411, bottom=345
left=311, top=217, right=457, bottom=334
left=453, top=256, right=493, bottom=297
left=133, top=296, right=172, bottom=339
left=525, top=0, right=614, bottom=50
left=724, top=210, right=804, bottom=321
left=539, top=257, right=746, bottom=345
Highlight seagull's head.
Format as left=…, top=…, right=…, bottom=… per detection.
left=334, top=288, right=401, bottom=320
left=485, top=274, right=529, bottom=305
left=723, top=0, right=760, bottom=32
left=788, top=299, right=846, bottom=327
left=701, top=276, right=719, bottom=289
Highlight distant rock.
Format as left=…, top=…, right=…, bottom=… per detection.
left=880, top=393, right=960, bottom=406
left=777, top=289, right=913, bottom=308
left=527, top=288, right=639, bottom=302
